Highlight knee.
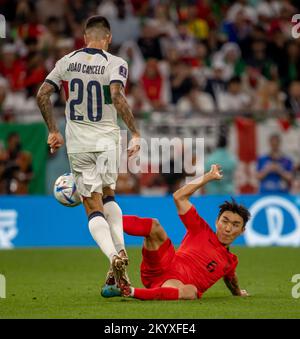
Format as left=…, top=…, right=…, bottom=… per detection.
left=103, top=187, right=115, bottom=198
left=149, top=219, right=164, bottom=238
left=82, top=193, right=101, bottom=214
left=179, top=285, right=198, bottom=300
left=83, top=196, right=97, bottom=209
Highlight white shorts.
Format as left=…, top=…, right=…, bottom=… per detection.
left=68, top=148, right=119, bottom=197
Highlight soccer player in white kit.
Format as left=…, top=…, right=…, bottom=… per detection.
left=36, top=16, right=140, bottom=291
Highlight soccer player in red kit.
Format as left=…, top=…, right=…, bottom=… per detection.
left=102, top=164, right=250, bottom=300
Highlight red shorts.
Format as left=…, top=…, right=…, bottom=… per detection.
left=141, top=238, right=185, bottom=288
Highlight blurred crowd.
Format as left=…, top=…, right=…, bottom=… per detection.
left=1, top=0, right=300, bottom=195
left=1, top=0, right=300, bottom=120
left=0, top=132, right=33, bottom=194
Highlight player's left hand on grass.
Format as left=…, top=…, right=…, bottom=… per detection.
left=209, top=164, right=223, bottom=180
left=239, top=289, right=250, bottom=297
left=127, top=134, right=141, bottom=159
left=48, top=131, right=64, bottom=154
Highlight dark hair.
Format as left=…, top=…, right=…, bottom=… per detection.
left=218, top=198, right=251, bottom=227
left=85, top=16, right=110, bottom=32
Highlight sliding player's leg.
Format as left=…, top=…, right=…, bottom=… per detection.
left=123, top=216, right=168, bottom=250
left=124, top=280, right=197, bottom=300
left=134, top=220, right=175, bottom=294
left=144, top=218, right=169, bottom=251
left=162, top=279, right=198, bottom=300
left=120, top=219, right=198, bottom=300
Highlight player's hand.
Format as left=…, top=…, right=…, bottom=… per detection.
left=209, top=164, right=223, bottom=180
left=127, top=134, right=140, bottom=159
left=48, top=131, right=64, bottom=154
left=239, top=289, right=250, bottom=297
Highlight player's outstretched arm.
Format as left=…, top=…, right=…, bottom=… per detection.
left=173, top=164, right=223, bottom=215
left=110, top=82, right=140, bottom=158
left=37, top=82, right=64, bottom=154
left=223, top=273, right=249, bottom=297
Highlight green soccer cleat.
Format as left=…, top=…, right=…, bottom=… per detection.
left=101, top=284, right=121, bottom=298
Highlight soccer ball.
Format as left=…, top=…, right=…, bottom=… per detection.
left=53, top=173, right=81, bottom=207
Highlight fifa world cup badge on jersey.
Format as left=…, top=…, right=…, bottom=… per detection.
left=119, top=65, right=127, bottom=78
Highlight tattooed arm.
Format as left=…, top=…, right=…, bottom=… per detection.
left=110, top=82, right=140, bottom=157
left=224, top=273, right=249, bottom=297
left=110, top=82, right=139, bottom=135
left=37, top=82, right=64, bottom=153
left=37, top=82, right=58, bottom=132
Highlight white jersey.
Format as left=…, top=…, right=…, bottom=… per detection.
left=45, top=48, right=128, bottom=153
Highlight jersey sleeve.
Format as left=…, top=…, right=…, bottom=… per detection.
left=45, top=57, right=65, bottom=92
left=179, top=206, right=210, bottom=234
left=109, top=59, right=128, bottom=88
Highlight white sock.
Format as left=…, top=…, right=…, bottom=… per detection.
left=130, top=287, right=134, bottom=297
left=103, top=199, right=125, bottom=254
left=88, top=213, right=118, bottom=263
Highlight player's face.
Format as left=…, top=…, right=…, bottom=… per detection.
left=216, top=211, right=244, bottom=246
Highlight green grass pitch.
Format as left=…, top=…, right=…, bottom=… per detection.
left=0, top=247, right=299, bottom=319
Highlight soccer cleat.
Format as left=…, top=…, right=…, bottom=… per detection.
left=111, top=255, right=131, bottom=292
left=120, top=284, right=132, bottom=298
left=118, top=249, right=129, bottom=266
left=101, top=284, right=121, bottom=298
left=105, top=268, right=116, bottom=286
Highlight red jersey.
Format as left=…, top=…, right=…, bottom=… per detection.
left=157, top=206, right=238, bottom=298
